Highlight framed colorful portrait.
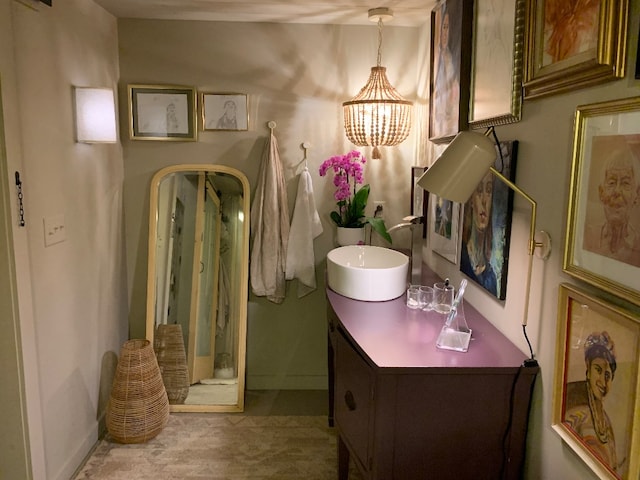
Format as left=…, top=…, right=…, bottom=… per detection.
left=552, top=283, right=640, bottom=480
left=469, top=0, right=525, bottom=128
left=128, top=84, right=197, bottom=141
left=429, top=193, right=461, bottom=264
left=201, top=93, right=248, bottom=131
left=428, top=0, right=473, bottom=143
left=459, top=140, right=518, bottom=300
left=563, top=97, right=640, bottom=307
left=411, top=167, right=429, bottom=238
left=522, top=0, right=628, bottom=99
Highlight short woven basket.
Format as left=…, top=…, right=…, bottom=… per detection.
left=154, top=324, right=190, bottom=404
left=106, top=339, right=169, bottom=444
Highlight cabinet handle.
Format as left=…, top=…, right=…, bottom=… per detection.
left=344, top=390, right=356, bottom=411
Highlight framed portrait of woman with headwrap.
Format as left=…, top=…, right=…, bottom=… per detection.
left=552, top=283, right=640, bottom=480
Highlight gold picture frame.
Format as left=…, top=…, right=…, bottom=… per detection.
left=128, top=84, right=197, bottom=141
left=469, top=0, right=525, bottom=128
left=563, top=97, right=640, bottom=306
left=523, top=0, right=628, bottom=99
left=201, top=93, right=248, bottom=131
left=552, top=283, right=640, bottom=480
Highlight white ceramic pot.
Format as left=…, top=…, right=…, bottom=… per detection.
left=336, top=226, right=365, bottom=246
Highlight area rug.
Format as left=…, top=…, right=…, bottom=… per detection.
left=73, top=414, right=362, bottom=480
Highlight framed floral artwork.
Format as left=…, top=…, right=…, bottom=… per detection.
left=563, top=97, right=640, bottom=307
left=469, top=0, right=525, bottom=128
left=552, top=283, right=640, bottom=480
left=523, top=0, right=628, bottom=99
left=459, top=140, right=518, bottom=300
left=428, top=0, right=474, bottom=143
left=128, top=84, right=197, bottom=141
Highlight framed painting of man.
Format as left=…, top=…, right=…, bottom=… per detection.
left=428, top=0, right=473, bottom=143
left=552, top=283, right=640, bottom=480
left=563, top=97, right=640, bottom=307
left=459, top=140, right=518, bottom=300
left=522, top=0, right=628, bottom=99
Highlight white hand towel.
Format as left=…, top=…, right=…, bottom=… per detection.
left=250, top=132, right=290, bottom=304
left=286, top=167, right=323, bottom=298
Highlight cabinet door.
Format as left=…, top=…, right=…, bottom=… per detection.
left=335, top=331, right=374, bottom=470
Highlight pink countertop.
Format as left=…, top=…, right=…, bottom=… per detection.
left=327, top=268, right=531, bottom=371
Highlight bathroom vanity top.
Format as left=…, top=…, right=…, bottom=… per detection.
left=326, top=267, right=530, bottom=370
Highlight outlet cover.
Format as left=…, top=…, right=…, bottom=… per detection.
left=43, top=214, right=66, bottom=247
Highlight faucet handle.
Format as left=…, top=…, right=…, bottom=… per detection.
left=402, top=215, right=425, bottom=224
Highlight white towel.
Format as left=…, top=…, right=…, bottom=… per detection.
left=286, top=167, right=323, bottom=298
left=250, top=132, right=290, bottom=304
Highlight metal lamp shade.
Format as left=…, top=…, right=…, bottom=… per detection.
left=417, top=131, right=497, bottom=203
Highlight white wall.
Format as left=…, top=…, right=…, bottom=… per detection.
left=118, top=19, right=421, bottom=389
left=3, top=0, right=128, bottom=478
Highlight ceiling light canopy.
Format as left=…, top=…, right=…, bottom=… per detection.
left=343, top=7, right=413, bottom=159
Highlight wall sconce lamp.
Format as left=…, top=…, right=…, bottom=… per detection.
left=417, top=129, right=551, bottom=366
left=342, top=7, right=413, bottom=159
left=73, top=87, right=117, bottom=144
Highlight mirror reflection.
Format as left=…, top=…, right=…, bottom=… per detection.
left=146, top=165, right=249, bottom=412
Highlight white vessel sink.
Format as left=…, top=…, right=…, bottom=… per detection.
left=326, top=245, right=409, bottom=301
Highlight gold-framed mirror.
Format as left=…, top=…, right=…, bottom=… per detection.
left=146, top=164, right=249, bottom=412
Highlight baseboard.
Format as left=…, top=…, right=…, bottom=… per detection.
left=246, top=374, right=328, bottom=390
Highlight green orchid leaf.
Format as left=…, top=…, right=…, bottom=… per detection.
left=366, top=217, right=392, bottom=244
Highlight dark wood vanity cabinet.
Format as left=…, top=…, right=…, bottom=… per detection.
left=327, top=283, right=539, bottom=480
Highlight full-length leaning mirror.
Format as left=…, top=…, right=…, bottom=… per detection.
left=146, top=164, right=250, bottom=412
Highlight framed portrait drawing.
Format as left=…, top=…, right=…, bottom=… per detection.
left=428, top=0, right=473, bottom=143
left=201, top=93, right=248, bottom=131
left=523, top=0, right=628, bottom=99
left=563, top=97, right=640, bottom=307
left=459, top=140, right=518, bottom=300
left=552, top=283, right=640, bottom=480
left=411, top=167, right=429, bottom=238
left=469, top=0, right=525, bottom=128
left=128, top=84, right=197, bottom=141
left=429, top=193, right=461, bottom=264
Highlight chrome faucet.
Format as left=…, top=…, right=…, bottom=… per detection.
left=388, top=215, right=425, bottom=286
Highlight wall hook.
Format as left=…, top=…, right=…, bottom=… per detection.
left=301, top=142, right=311, bottom=168
left=267, top=121, right=276, bottom=134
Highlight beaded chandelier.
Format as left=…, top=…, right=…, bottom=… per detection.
left=343, top=8, right=413, bottom=159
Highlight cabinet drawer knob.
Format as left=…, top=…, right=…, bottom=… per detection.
left=344, top=390, right=356, bottom=411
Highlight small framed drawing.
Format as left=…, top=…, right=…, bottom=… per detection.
left=563, top=97, right=640, bottom=307
left=128, top=84, right=197, bottom=141
left=552, top=283, right=640, bottom=480
left=469, top=0, right=525, bottom=128
left=201, top=93, right=248, bottom=131
left=522, top=0, right=628, bottom=99
left=411, top=166, right=429, bottom=238
left=428, top=0, right=473, bottom=143
left=460, top=140, right=518, bottom=300
left=429, top=193, right=460, bottom=264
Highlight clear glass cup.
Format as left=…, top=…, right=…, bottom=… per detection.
left=433, top=282, right=455, bottom=314
left=419, top=286, right=434, bottom=311
left=406, top=285, right=421, bottom=309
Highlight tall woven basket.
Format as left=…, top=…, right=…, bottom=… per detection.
left=154, top=324, right=190, bottom=404
left=106, top=339, right=169, bottom=444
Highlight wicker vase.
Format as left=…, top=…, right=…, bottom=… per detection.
left=154, top=324, right=190, bottom=404
left=106, top=339, right=169, bottom=444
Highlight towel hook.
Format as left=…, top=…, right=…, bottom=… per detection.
left=301, top=142, right=311, bottom=168
left=267, top=121, right=276, bottom=134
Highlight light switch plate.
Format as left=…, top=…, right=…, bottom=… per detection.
left=43, top=214, right=66, bottom=247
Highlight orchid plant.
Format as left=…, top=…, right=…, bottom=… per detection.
left=319, top=150, right=391, bottom=244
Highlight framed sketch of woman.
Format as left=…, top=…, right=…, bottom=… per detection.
left=553, top=283, right=640, bottom=480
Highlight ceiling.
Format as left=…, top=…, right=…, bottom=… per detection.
left=92, top=0, right=432, bottom=27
